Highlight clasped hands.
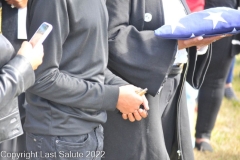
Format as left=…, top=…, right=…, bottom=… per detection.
left=116, top=34, right=231, bottom=122
left=116, top=85, right=149, bottom=122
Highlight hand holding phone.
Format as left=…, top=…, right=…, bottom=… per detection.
left=17, top=41, right=44, bottom=70
left=29, top=22, right=52, bottom=48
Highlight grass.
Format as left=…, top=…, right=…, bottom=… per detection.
left=194, top=55, right=240, bottom=160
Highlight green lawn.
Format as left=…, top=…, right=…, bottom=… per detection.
left=194, top=55, right=240, bottom=160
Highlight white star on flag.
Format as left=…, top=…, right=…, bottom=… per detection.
left=170, top=22, right=185, bottom=34
left=190, top=33, right=195, bottom=38
left=204, top=12, right=227, bottom=29
left=232, top=28, right=237, bottom=32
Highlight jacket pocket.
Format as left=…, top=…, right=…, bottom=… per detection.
left=0, top=111, right=23, bottom=143
left=26, top=132, right=43, bottom=150
left=56, top=132, right=98, bottom=160
left=56, top=133, right=89, bottom=148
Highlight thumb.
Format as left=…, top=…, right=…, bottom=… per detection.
left=21, top=41, right=33, bottom=50
left=142, top=96, right=149, bottom=110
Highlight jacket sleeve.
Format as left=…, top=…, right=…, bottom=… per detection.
left=106, top=0, right=178, bottom=96
left=231, top=34, right=240, bottom=55
left=104, top=68, right=128, bottom=86
left=26, top=0, right=120, bottom=111
left=0, top=55, right=35, bottom=107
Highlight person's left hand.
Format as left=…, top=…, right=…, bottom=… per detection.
left=178, top=34, right=232, bottom=50
left=122, top=95, right=149, bottom=122
left=122, top=109, right=148, bottom=122
left=5, top=0, right=28, bottom=8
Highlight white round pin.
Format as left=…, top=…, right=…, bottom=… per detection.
left=144, top=13, right=152, bottom=22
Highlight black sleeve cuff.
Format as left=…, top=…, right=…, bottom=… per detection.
left=8, top=55, right=35, bottom=91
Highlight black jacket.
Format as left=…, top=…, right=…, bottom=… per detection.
left=106, top=0, right=210, bottom=96
left=103, top=0, right=211, bottom=160
left=0, top=35, right=35, bottom=143
left=24, top=0, right=127, bottom=136
left=205, top=0, right=239, bottom=9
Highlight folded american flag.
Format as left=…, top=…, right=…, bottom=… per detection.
left=155, top=7, right=240, bottom=39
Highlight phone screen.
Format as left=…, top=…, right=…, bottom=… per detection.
left=30, top=23, right=52, bottom=47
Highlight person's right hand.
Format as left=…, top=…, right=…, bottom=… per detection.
left=116, top=85, right=149, bottom=114
left=17, top=41, right=44, bottom=70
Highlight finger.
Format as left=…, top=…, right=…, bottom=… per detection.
left=142, top=96, right=149, bottom=110
left=34, top=44, right=44, bottom=52
left=6, top=1, right=13, bottom=6
left=195, top=36, right=219, bottom=48
left=185, top=36, right=203, bottom=46
left=6, top=0, right=17, bottom=8
left=122, top=114, right=128, bottom=120
left=133, top=110, right=142, bottom=121
left=215, top=34, right=226, bottom=40
left=7, top=0, right=26, bottom=8
left=205, top=35, right=224, bottom=43
left=220, top=34, right=226, bottom=38
left=14, top=3, right=27, bottom=8
left=5, top=0, right=11, bottom=5
left=180, top=36, right=203, bottom=49
left=127, top=113, right=135, bottom=122
left=20, top=41, right=32, bottom=50
left=225, top=34, right=233, bottom=37
left=134, top=93, right=144, bottom=108
left=138, top=109, right=148, bottom=118
left=207, top=37, right=220, bottom=43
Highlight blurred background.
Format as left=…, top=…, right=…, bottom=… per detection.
left=194, top=55, right=240, bottom=160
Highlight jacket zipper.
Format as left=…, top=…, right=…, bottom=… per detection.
left=175, top=0, right=189, bottom=159
left=176, top=61, right=188, bottom=160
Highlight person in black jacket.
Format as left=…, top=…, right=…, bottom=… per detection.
left=103, top=0, right=228, bottom=160
left=0, top=35, right=44, bottom=143
left=0, top=1, right=43, bottom=142
left=195, top=0, right=240, bottom=152
left=24, top=1, right=148, bottom=160
left=0, top=0, right=29, bottom=157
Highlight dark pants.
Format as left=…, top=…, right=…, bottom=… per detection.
left=103, top=72, right=194, bottom=160
left=161, top=70, right=181, bottom=155
left=26, top=125, right=104, bottom=160
left=195, top=37, right=234, bottom=139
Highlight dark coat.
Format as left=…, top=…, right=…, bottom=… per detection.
left=24, top=0, right=127, bottom=136
left=0, top=0, right=28, bottom=154
left=103, top=0, right=212, bottom=159
left=0, top=34, right=35, bottom=143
